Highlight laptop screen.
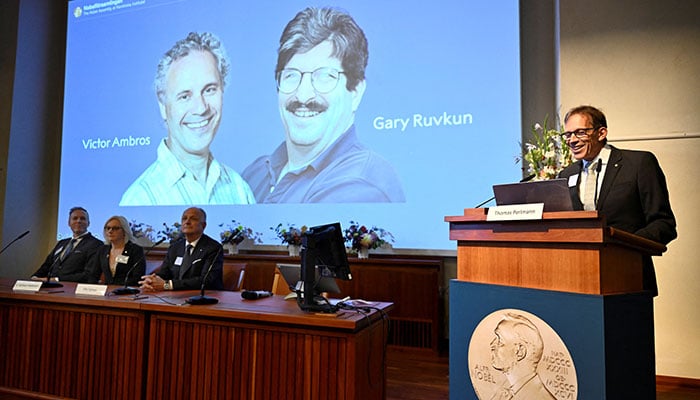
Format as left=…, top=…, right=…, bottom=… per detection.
left=492, top=178, right=574, bottom=212
left=276, top=263, right=341, bottom=294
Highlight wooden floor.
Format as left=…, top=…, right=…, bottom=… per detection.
left=386, top=348, right=700, bottom=400
left=1, top=348, right=697, bottom=399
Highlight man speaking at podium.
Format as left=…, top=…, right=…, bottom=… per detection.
left=557, top=105, right=677, bottom=295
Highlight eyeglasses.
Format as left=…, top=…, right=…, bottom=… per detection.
left=105, top=226, right=122, bottom=231
left=561, top=127, right=597, bottom=140
left=277, top=67, right=345, bottom=94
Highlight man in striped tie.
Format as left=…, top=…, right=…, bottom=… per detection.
left=31, top=206, right=102, bottom=283
left=557, top=105, right=676, bottom=295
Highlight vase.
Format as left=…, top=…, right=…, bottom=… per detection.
left=357, top=248, right=369, bottom=259
left=224, top=243, right=238, bottom=255
left=288, top=245, right=301, bottom=257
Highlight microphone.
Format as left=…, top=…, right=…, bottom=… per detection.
left=474, top=173, right=536, bottom=208
left=112, top=237, right=166, bottom=295
left=593, top=159, right=603, bottom=208
left=0, top=230, right=30, bottom=256
left=186, top=246, right=222, bottom=305
left=241, top=290, right=273, bottom=300
left=521, top=173, right=537, bottom=182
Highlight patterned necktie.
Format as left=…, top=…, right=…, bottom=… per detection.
left=180, top=244, right=193, bottom=279
left=61, top=239, right=77, bottom=262
left=582, top=161, right=598, bottom=211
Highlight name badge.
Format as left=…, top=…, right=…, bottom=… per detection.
left=75, top=283, right=108, bottom=296
left=568, top=174, right=578, bottom=187
left=116, top=255, right=129, bottom=264
left=174, top=256, right=183, bottom=266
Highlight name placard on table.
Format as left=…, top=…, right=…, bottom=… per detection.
left=13, top=280, right=43, bottom=292
left=75, top=283, right=108, bottom=296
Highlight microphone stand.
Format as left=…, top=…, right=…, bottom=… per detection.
left=186, top=247, right=222, bottom=305
left=1, top=230, right=60, bottom=289
left=593, top=159, right=602, bottom=209
left=0, top=230, right=30, bottom=256
left=41, top=277, right=63, bottom=289
left=42, top=248, right=65, bottom=289
left=112, top=238, right=166, bottom=295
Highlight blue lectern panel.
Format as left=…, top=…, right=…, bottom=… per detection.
left=450, top=280, right=653, bottom=399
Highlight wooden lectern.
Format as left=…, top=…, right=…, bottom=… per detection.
left=445, top=208, right=666, bottom=399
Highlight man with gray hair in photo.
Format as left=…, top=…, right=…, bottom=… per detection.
left=121, top=32, right=254, bottom=206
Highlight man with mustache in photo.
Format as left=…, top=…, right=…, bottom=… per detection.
left=242, top=7, right=405, bottom=203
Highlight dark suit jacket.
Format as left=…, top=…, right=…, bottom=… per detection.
left=558, top=146, right=677, bottom=294
left=33, top=233, right=103, bottom=282
left=156, top=234, right=223, bottom=290
left=86, top=240, right=145, bottom=286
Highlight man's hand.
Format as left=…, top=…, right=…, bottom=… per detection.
left=139, top=273, right=165, bottom=291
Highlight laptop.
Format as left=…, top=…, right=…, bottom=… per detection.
left=276, top=263, right=341, bottom=294
left=492, top=178, right=574, bottom=212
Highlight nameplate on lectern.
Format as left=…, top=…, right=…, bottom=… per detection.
left=486, top=203, right=544, bottom=221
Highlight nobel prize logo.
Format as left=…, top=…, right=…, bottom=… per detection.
left=73, top=6, right=83, bottom=18
left=468, top=309, right=577, bottom=399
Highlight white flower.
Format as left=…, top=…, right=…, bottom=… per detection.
left=519, top=117, right=573, bottom=180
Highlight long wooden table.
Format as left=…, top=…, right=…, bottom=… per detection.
left=157, top=251, right=443, bottom=354
left=0, top=279, right=392, bottom=400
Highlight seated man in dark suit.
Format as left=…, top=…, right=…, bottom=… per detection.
left=31, top=206, right=103, bottom=283
left=557, top=105, right=677, bottom=295
left=138, top=207, right=223, bottom=291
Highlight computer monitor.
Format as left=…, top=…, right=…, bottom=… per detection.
left=298, top=222, right=351, bottom=313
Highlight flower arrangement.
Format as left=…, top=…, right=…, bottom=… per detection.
left=158, top=222, right=182, bottom=242
left=516, top=116, right=573, bottom=180
left=271, top=223, right=307, bottom=246
left=129, top=220, right=157, bottom=243
left=219, top=220, right=262, bottom=245
left=343, top=221, right=394, bottom=252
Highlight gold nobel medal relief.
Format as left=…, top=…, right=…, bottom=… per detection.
left=468, top=309, right=578, bottom=399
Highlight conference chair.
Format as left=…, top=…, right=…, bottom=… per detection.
left=222, top=262, right=247, bottom=291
